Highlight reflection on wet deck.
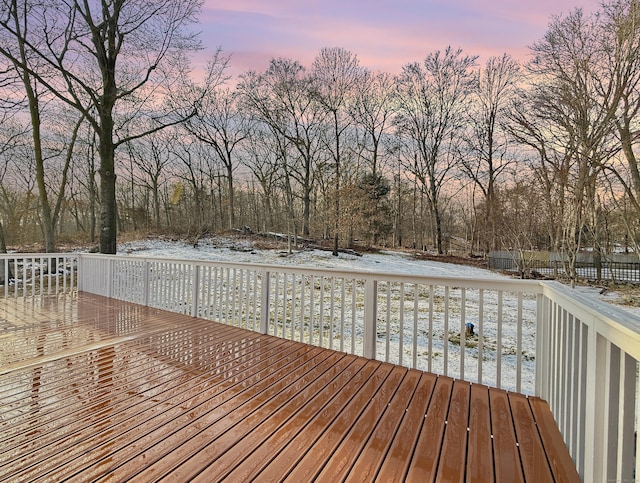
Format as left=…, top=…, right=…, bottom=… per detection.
left=0, top=292, right=579, bottom=482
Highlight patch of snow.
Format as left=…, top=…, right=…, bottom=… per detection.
left=118, top=238, right=640, bottom=315
left=118, top=239, right=508, bottom=280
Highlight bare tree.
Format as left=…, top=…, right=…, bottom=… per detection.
left=238, top=58, right=326, bottom=237
left=311, top=47, right=364, bottom=255
left=183, top=80, right=249, bottom=230
left=66, top=125, right=100, bottom=242
left=126, top=128, right=177, bottom=229
left=350, top=70, right=396, bottom=176
left=514, top=8, right=620, bottom=284
left=461, top=54, right=520, bottom=254
left=0, top=0, right=205, bottom=253
left=394, top=47, right=477, bottom=254
left=595, top=0, right=640, bottom=248
left=242, top=124, right=288, bottom=233
left=0, top=2, right=59, bottom=251
left=507, top=92, right=573, bottom=253
left=0, top=109, right=25, bottom=257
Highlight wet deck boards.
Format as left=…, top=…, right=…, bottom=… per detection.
left=0, top=292, right=579, bottom=482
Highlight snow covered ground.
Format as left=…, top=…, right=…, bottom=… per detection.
left=119, top=236, right=510, bottom=279
left=117, top=236, right=639, bottom=315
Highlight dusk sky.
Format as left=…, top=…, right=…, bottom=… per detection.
left=200, top=0, right=601, bottom=78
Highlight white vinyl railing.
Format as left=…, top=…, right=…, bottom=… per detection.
left=537, top=283, right=640, bottom=482
left=0, top=253, right=77, bottom=297
left=78, top=254, right=542, bottom=392
left=0, top=252, right=637, bottom=482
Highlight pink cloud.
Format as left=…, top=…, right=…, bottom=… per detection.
left=200, top=0, right=603, bottom=78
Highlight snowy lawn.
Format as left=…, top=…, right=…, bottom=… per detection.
left=117, top=236, right=638, bottom=313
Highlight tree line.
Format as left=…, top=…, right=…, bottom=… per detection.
left=0, top=0, right=638, bottom=283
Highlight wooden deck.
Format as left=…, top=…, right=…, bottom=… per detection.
left=0, top=292, right=579, bottom=482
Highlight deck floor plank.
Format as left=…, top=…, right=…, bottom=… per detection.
left=344, top=368, right=423, bottom=482
left=217, top=355, right=365, bottom=481
left=437, top=379, right=471, bottom=481
left=490, top=388, right=525, bottom=482
left=3, top=335, right=297, bottom=482
left=0, top=293, right=579, bottom=482
left=281, top=361, right=393, bottom=482
left=467, top=383, right=495, bottom=482
left=71, top=344, right=324, bottom=482
left=314, top=365, right=408, bottom=481
left=7, top=337, right=299, bottom=482
left=509, top=392, right=554, bottom=482
left=406, top=375, right=454, bottom=482
left=187, top=352, right=358, bottom=482
left=151, top=349, right=345, bottom=482
left=243, top=358, right=380, bottom=482
left=0, top=324, right=246, bottom=445
left=529, top=396, right=581, bottom=481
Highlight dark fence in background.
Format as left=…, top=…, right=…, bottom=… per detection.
left=488, top=251, right=640, bottom=283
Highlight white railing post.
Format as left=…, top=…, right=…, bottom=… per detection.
left=76, top=255, right=83, bottom=292
left=191, top=264, right=200, bottom=317
left=107, top=257, right=113, bottom=299
left=535, top=293, right=546, bottom=397
left=363, top=277, right=377, bottom=359
left=260, top=269, right=270, bottom=334
left=583, top=322, right=606, bottom=482
left=142, top=260, right=150, bottom=307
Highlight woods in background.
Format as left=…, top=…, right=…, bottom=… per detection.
left=0, top=0, right=637, bottom=282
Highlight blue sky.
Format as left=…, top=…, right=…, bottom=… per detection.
left=199, top=0, right=601, bottom=77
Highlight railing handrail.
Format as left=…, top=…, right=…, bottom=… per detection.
left=3, top=251, right=636, bottom=358
left=79, top=251, right=545, bottom=290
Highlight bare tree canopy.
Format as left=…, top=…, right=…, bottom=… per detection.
left=395, top=46, right=477, bottom=254
left=460, top=54, right=521, bottom=253
left=311, top=46, right=364, bottom=255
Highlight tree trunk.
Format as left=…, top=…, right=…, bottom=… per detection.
left=620, top=121, right=640, bottom=203
left=430, top=175, right=444, bottom=254
left=0, top=221, right=6, bottom=253
left=153, top=177, right=161, bottom=229
left=302, top=157, right=311, bottom=237
left=0, top=221, right=11, bottom=285
left=434, top=203, right=444, bottom=254
left=33, top=120, right=56, bottom=253
left=227, top=163, right=235, bottom=229
left=99, top=121, right=118, bottom=254
left=23, top=75, right=55, bottom=252
left=333, top=112, right=340, bottom=257
left=89, top=166, right=97, bottom=244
